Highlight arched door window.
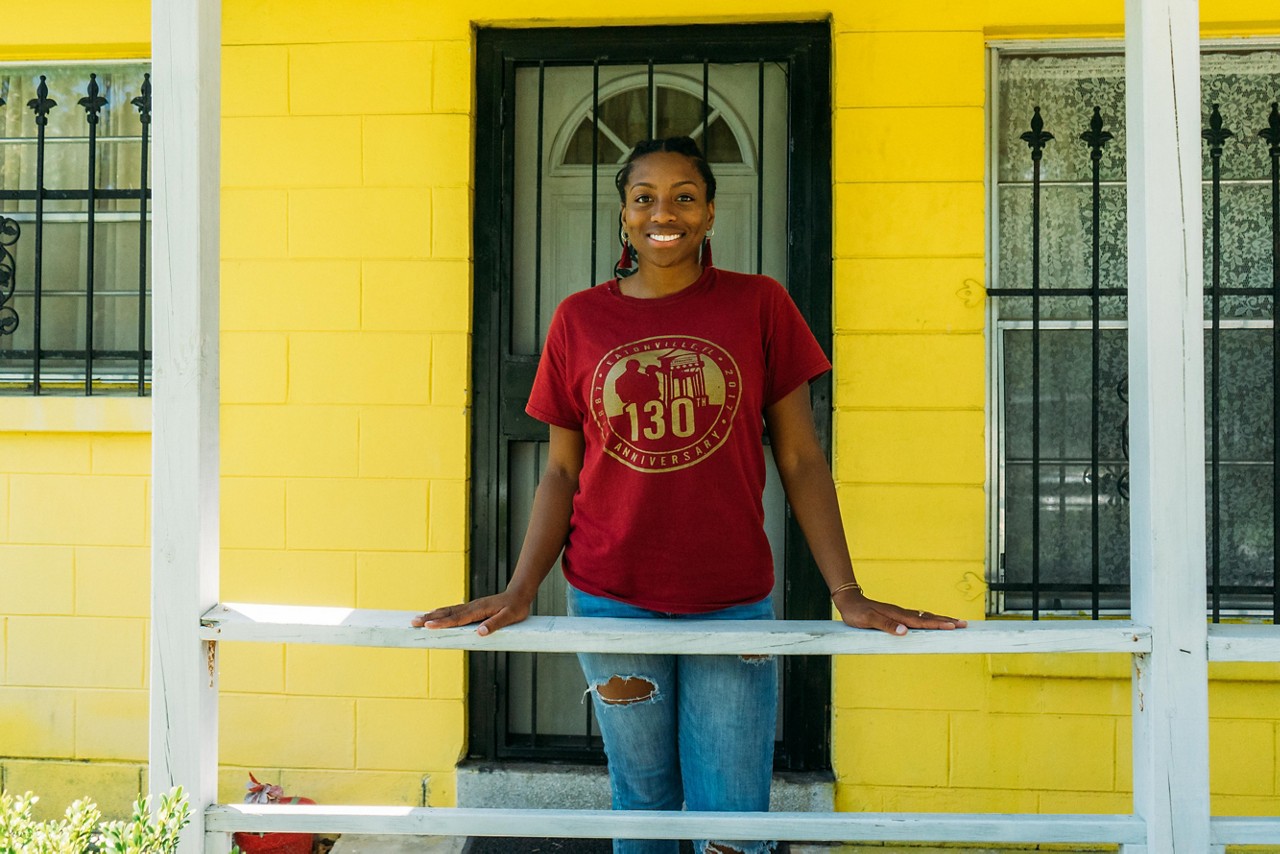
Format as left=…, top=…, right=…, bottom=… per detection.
left=557, top=78, right=747, bottom=166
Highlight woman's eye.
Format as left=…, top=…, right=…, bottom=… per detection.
left=677, top=194, right=695, bottom=202
left=633, top=194, right=652, bottom=204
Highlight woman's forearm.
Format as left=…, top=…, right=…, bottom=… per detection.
left=773, top=450, right=857, bottom=591
left=506, top=466, right=579, bottom=601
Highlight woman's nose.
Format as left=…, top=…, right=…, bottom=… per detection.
left=649, top=199, right=676, bottom=221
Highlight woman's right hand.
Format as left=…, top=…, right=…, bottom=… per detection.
left=415, top=426, right=581, bottom=637
left=411, top=589, right=534, bottom=636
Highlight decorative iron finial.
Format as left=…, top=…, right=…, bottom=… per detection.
left=1020, top=106, right=1054, bottom=162
left=1079, top=106, right=1114, bottom=160
left=78, top=73, right=107, bottom=125
left=1259, top=102, right=1280, bottom=157
left=131, top=73, right=151, bottom=125
left=27, top=75, right=55, bottom=126
left=1202, top=103, right=1234, bottom=156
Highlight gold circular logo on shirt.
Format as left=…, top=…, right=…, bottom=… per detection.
left=590, top=336, right=742, bottom=473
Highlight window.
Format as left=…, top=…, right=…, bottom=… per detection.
left=0, top=61, right=152, bottom=394
left=988, top=46, right=1280, bottom=619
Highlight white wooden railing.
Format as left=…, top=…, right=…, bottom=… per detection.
left=149, top=0, right=1280, bottom=851
left=191, top=608, right=1280, bottom=851
left=199, top=605, right=1150, bottom=655
left=199, top=607, right=1157, bottom=850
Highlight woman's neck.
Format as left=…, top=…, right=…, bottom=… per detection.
left=620, top=261, right=705, bottom=299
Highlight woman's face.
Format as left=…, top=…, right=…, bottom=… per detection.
left=619, top=151, right=715, bottom=274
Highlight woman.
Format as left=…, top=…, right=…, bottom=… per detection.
left=415, top=137, right=966, bottom=854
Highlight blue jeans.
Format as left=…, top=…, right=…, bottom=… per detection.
left=567, top=585, right=779, bottom=854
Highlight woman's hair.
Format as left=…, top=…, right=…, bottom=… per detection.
left=614, top=136, right=717, bottom=203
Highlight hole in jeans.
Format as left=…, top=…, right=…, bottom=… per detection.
left=702, top=842, right=775, bottom=854
left=739, top=654, right=772, bottom=663
left=593, top=675, right=657, bottom=705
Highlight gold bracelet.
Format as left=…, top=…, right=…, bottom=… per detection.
left=829, top=581, right=863, bottom=599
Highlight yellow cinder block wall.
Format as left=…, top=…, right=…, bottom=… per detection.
left=215, top=0, right=474, bottom=808
left=4, top=0, right=1279, bottom=824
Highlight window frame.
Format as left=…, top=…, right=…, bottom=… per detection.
left=985, top=37, right=1280, bottom=618
left=0, top=58, right=153, bottom=395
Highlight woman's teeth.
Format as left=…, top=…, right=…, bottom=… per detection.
left=650, top=233, right=682, bottom=242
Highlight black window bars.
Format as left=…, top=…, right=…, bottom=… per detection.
left=0, top=67, right=152, bottom=395
left=990, top=98, right=1280, bottom=621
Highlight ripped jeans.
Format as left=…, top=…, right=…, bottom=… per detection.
left=567, top=584, right=778, bottom=854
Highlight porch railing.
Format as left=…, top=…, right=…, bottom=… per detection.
left=194, top=605, right=1280, bottom=850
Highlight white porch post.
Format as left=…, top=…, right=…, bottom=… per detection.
left=148, top=0, right=221, bottom=850
left=1124, top=0, right=1210, bottom=851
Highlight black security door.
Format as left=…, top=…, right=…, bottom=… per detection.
left=471, top=23, right=833, bottom=771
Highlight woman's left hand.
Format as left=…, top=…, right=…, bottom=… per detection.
left=832, top=588, right=967, bottom=635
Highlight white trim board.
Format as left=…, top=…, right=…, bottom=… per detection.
left=1211, top=817, right=1280, bottom=844
left=204, top=805, right=1147, bottom=845
left=1207, top=623, right=1280, bottom=662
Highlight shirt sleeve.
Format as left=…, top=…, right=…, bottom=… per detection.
left=525, top=303, right=586, bottom=430
left=761, top=279, right=832, bottom=407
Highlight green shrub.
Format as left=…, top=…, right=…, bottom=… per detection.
left=0, top=786, right=190, bottom=854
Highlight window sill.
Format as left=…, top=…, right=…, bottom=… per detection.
left=0, top=395, right=151, bottom=433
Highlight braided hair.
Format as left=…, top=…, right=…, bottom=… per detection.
left=614, top=136, right=717, bottom=202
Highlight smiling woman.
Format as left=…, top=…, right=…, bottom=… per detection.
left=421, top=134, right=963, bottom=854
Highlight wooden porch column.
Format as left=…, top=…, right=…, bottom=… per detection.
left=148, top=0, right=222, bottom=850
left=1124, top=0, right=1210, bottom=850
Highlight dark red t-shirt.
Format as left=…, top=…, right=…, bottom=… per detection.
left=526, top=267, right=831, bottom=613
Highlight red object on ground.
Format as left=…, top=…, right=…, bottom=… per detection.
left=231, top=826, right=313, bottom=854
left=233, top=773, right=316, bottom=854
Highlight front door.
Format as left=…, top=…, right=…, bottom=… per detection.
left=472, top=23, right=833, bottom=771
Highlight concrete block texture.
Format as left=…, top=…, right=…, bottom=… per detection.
left=834, top=183, right=984, bottom=259
left=833, top=257, right=985, bottom=334
left=7, top=474, right=146, bottom=546
left=6, top=617, right=146, bottom=689
left=222, top=260, right=362, bottom=332
left=834, top=32, right=985, bottom=107
left=0, top=760, right=143, bottom=821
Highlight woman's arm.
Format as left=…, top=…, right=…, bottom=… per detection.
left=764, top=384, right=966, bottom=635
left=412, top=424, right=586, bottom=635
